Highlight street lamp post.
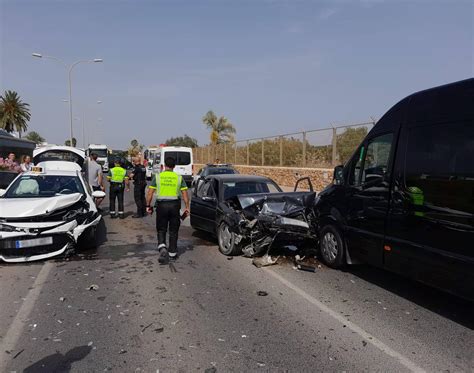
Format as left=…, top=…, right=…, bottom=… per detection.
left=67, top=100, right=102, bottom=148
left=32, top=53, right=103, bottom=147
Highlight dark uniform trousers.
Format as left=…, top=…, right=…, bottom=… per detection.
left=134, top=183, right=147, bottom=216
left=156, top=200, right=181, bottom=254
left=110, top=182, right=125, bottom=213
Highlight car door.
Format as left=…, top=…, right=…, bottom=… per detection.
left=344, top=132, right=395, bottom=266
left=384, top=120, right=474, bottom=299
left=190, top=179, right=218, bottom=232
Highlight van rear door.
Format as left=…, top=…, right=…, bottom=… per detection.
left=162, top=148, right=193, bottom=185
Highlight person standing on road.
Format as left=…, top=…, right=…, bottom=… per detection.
left=88, top=153, right=105, bottom=207
left=146, top=156, right=190, bottom=263
left=130, top=157, right=147, bottom=218
left=107, top=159, right=130, bottom=219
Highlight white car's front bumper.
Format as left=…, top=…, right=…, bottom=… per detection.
left=0, top=244, right=69, bottom=263
left=0, top=215, right=101, bottom=263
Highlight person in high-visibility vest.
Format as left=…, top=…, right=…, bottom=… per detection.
left=107, top=159, right=130, bottom=219
left=146, top=156, right=190, bottom=263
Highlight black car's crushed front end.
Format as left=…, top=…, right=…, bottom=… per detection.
left=221, top=192, right=318, bottom=256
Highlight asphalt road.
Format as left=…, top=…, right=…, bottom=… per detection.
left=1, top=187, right=473, bottom=372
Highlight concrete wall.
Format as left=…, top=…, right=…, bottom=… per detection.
left=195, top=164, right=334, bottom=190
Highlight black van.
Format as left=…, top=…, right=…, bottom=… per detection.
left=315, top=78, right=474, bottom=301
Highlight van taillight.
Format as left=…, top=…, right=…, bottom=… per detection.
left=192, top=164, right=194, bottom=174
left=160, top=164, right=163, bottom=171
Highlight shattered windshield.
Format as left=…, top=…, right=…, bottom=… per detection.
left=5, top=175, right=84, bottom=198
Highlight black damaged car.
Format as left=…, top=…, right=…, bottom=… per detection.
left=190, top=174, right=318, bottom=257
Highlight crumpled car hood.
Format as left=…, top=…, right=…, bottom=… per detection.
left=223, top=191, right=318, bottom=257
left=0, top=193, right=83, bottom=218
left=235, top=192, right=317, bottom=215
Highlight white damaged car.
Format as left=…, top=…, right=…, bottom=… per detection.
left=0, top=161, right=105, bottom=262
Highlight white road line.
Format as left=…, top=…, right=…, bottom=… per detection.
left=0, top=261, right=53, bottom=371
left=266, top=268, right=426, bottom=373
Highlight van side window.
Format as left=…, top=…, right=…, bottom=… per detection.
left=405, top=121, right=474, bottom=215
left=350, top=134, right=393, bottom=186
left=349, top=146, right=365, bottom=186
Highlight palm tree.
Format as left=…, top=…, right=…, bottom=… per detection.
left=202, top=110, right=236, bottom=145
left=25, top=131, right=45, bottom=144
left=0, top=90, right=31, bottom=137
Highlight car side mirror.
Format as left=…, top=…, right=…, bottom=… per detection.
left=92, top=190, right=106, bottom=199
left=0, top=189, right=6, bottom=197
left=333, top=165, right=344, bottom=185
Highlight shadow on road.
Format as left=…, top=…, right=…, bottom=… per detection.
left=190, top=228, right=218, bottom=246
left=23, top=345, right=92, bottom=373
left=347, top=265, right=474, bottom=330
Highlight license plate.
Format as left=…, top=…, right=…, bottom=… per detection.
left=15, top=237, right=53, bottom=249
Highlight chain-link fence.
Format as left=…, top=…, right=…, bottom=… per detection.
left=193, top=120, right=376, bottom=168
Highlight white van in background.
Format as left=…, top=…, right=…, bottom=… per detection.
left=156, top=146, right=194, bottom=186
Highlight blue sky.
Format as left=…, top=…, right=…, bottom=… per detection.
left=1, top=0, right=472, bottom=149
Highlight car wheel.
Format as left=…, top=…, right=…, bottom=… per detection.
left=319, top=225, right=345, bottom=268
left=217, top=222, right=241, bottom=256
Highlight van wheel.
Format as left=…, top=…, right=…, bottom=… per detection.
left=217, top=222, right=241, bottom=256
left=319, top=225, right=345, bottom=268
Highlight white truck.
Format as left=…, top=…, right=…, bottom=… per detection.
left=87, top=144, right=109, bottom=172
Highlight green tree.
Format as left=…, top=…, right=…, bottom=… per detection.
left=25, top=131, right=45, bottom=144
left=202, top=110, right=236, bottom=145
left=165, top=134, right=198, bottom=148
left=336, top=127, right=369, bottom=164
left=65, top=137, right=77, bottom=147
left=0, top=90, right=31, bottom=137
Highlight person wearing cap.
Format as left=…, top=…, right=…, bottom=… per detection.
left=146, top=156, right=190, bottom=263
left=107, top=159, right=130, bottom=219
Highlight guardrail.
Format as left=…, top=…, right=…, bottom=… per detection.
left=193, top=120, right=375, bottom=169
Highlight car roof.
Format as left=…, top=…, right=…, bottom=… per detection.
left=206, top=174, right=274, bottom=182
left=33, top=145, right=86, bottom=158
left=162, top=146, right=192, bottom=151
left=204, top=164, right=234, bottom=168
